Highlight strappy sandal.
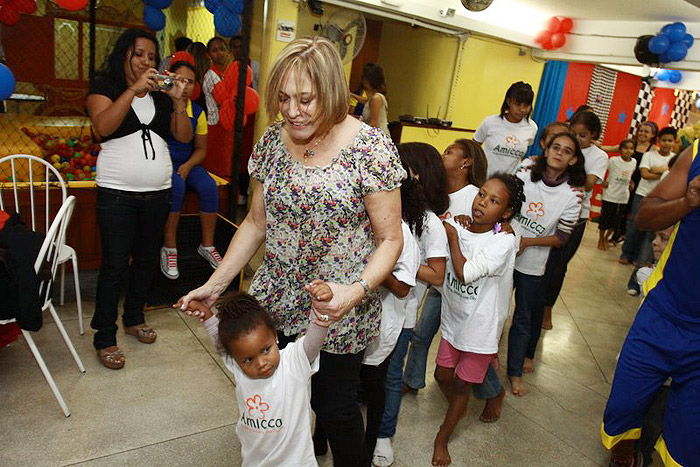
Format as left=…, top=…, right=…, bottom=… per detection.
left=125, top=324, right=157, bottom=344
left=97, top=348, right=125, bottom=370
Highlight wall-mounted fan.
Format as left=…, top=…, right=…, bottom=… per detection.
left=461, top=0, right=494, bottom=12
left=321, top=9, right=367, bottom=64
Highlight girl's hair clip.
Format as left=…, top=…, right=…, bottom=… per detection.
left=493, top=223, right=502, bottom=234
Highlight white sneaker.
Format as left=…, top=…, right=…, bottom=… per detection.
left=197, top=244, right=223, bottom=269
left=627, top=288, right=639, bottom=296
left=160, top=247, right=179, bottom=279
left=372, top=438, right=394, bottom=467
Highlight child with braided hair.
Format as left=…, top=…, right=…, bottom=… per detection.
left=507, top=131, right=585, bottom=396
left=176, top=284, right=331, bottom=466
left=431, top=173, right=524, bottom=467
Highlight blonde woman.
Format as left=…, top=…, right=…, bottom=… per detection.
left=179, top=37, right=405, bottom=466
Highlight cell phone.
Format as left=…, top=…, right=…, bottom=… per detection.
left=155, top=74, right=173, bottom=90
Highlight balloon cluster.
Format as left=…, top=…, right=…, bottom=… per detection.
left=20, top=128, right=101, bottom=182
left=656, top=69, right=683, bottom=84
left=0, top=0, right=36, bottom=26
left=647, top=22, right=694, bottom=63
left=213, top=61, right=259, bottom=131
left=535, top=16, right=574, bottom=50
left=56, top=0, right=89, bottom=11
left=142, top=0, right=171, bottom=32
left=205, top=0, right=243, bottom=37
left=0, top=64, right=15, bottom=100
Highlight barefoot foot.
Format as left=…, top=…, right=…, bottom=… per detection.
left=432, top=432, right=451, bottom=466
left=509, top=376, right=528, bottom=397
left=523, top=357, right=535, bottom=374
left=479, top=388, right=505, bottom=422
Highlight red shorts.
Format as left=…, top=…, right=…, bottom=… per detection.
left=435, top=338, right=498, bottom=384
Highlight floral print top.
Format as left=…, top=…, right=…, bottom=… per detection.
left=248, top=121, right=406, bottom=354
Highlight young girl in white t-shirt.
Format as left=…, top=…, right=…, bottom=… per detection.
left=178, top=289, right=331, bottom=467
left=361, top=144, right=423, bottom=464
left=507, top=131, right=586, bottom=397
left=432, top=173, right=524, bottom=467
left=473, top=81, right=538, bottom=177
left=373, top=142, right=450, bottom=467
left=598, top=139, right=637, bottom=250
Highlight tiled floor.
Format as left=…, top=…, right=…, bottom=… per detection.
left=1, top=224, right=645, bottom=466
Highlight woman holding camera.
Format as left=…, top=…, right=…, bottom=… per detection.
left=86, top=28, right=192, bottom=369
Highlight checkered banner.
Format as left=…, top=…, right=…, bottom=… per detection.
left=670, top=90, right=694, bottom=130
left=586, top=65, right=618, bottom=141
left=628, top=79, right=654, bottom=138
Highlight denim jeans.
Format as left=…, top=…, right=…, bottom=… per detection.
left=621, top=194, right=653, bottom=265
left=507, top=270, right=545, bottom=378
left=378, top=328, right=412, bottom=439
left=91, top=187, right=169, bottom=350
left=544, top=220, right=586, bottom=308
left=403, top=287, right=502, bottom=399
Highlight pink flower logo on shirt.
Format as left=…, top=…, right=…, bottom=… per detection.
left=527, top=202, right=545, bottom=220
left=505, top=135, right=520, bottom=149
left=246, top=394, right=270, bottom=419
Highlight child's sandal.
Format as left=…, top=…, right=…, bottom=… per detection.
left=125, top=324, right=157, bottom=344
left=97, top=348, right=125, bottom=370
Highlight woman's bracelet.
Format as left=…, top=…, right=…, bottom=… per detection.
left=354, top=277, right=371, bottom=297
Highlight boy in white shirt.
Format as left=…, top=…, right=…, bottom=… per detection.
left=620, top=127, right=676, bottom=266
left=598, top=139, right=637, bottom=250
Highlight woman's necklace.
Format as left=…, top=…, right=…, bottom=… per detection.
left=302, top=129, right=332, bottom=162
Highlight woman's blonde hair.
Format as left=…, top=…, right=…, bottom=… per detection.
left=264, top=36, right=349, bottom=132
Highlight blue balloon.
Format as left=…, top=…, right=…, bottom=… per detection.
left=681, top=33, right=694, bottom=49
left=657, top=69, right=669, bottom=81
left=204, top=0, right=220, bottom=14
left=668, top=22, right=687, bottom=42
left=143, top=5, right=165, bottom=31
left=658, top=51, right=671, bottom=63
left=649, top=34, right=670, bottom=54
left=667, top=42, right=688, bottom=61
left=0, top=63, right=16, bottom=100
left=221, top=0, right=244, bottom=15
left=661, top=24, right=674, bottom=36
left=669, top=70, right=682, bottom=83
left=144, top=0, right=171, bottom=8
left=214, top=13, right=241, bottom=37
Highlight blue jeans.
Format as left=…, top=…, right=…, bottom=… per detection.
left=507, top=271, right=545, bottom=378
left=378, top=328, right=412, bottom=439
left=621, top=194, right=653, bottom=265
left=403, top=287, right=502, bottom=399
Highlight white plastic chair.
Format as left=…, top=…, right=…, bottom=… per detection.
left=0, top=154, right=84, bottom=334
left=0, top=195, right=85, bottom=417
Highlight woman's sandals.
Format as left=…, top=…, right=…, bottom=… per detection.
left=97, top=347, right=125, bottom=370
left=125, top=324, right=157, bottom=344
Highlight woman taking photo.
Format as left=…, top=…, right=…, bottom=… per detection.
left=179, top=37, right=404, bottom=466
left=350, top=62, right=390, bottom=136
left=86, top=28, right=192, bottom=369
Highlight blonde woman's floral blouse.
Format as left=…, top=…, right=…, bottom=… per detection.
left=248, top=121, right=406, bottom=354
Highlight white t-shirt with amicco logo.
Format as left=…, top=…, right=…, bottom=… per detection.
left=204, top=317, right=319, bottom=467
left=602, top=156, right=637, bottom=204
left=473, top=114, right=538, bottom=177
left=512, top=171, right=581, bottom=276
left=439, top=219, right=516, bottom=354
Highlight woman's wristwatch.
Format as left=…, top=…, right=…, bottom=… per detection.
left=354, top=277, right=371, bottom=297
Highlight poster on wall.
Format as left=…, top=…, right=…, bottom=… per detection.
left=276, top=20, right=295, bottom=42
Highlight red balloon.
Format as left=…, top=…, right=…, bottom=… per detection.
left=545, top=16, right=561, bottom=33
left=551, top=33, right=567, bottom=49
left=56, top=0, right=88, bottom=11
left=534, top=30, right=552, bottom=45
left=244, top=87, right=259, bottom=115
left=191, top=81, right=201, bottom=101
left=0, top=5, right=19, bottom=25
left=542, top=40, right=556, bottom=51
left=559, top=17, right=573, bottom=33
left=10, top=0, right=36, bottom=14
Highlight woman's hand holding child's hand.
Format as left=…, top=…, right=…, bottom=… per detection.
left=305, top=279, right=334, bottom=327
left=174, top=298, right=213, bottom=322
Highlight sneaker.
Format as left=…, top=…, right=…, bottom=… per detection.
left=372, top=438, right=394, bottom=467
left=197, top=244, right=223, bottom=269
left=160, top=247, right=179, bottom=279
left=627, top=288, right=639, bottom=296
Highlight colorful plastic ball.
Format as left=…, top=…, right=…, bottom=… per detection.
left=66, top=173, right=75, bottom=181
